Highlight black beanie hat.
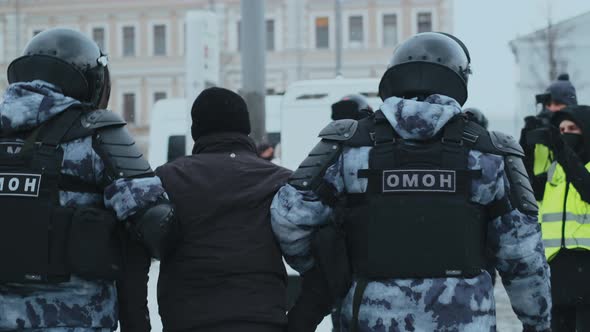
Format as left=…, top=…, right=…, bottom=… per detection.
left=191, top=87, right=251, bottom=140
left=535, top=73, right=578, bottom=106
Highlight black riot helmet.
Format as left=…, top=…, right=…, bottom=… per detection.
left=379, top=32, right=472, bottom=105
left=331, top=94, right=374, bottom=120
left=7, top=28, right=111, bottom=109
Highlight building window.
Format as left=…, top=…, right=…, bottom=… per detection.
left=92, top=27, right=105, bottom=51
left=154, top=91, right=167, bottom=103
left=123, top=93, right=136, bottom=124
left=266, top=19, right=275, bottom=51
left=348, top=16, right=363, bottom=46
left=123, top=26, right=135, bottom=56
left=315, top=17, right=329, bottom=49
left=153, top=24, right=167, bottom=55
left=382, top=14, right=398, bottom=47
left=417, top=12, right=432, bottom=33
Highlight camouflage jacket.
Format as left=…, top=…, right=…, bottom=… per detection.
left=271, top=95, right=552, bottom=331
left=0, top=81, right=165, bottom=330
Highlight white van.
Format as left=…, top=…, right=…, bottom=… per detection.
left=280, top=77, right=382, bottom=171
left=147, top=98, right=188, bottom=168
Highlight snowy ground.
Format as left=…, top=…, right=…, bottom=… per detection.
left=139, top=263, right=523, bottom=332
left=494, top=275, right=522, bottom=332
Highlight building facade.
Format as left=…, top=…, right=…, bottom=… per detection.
left=0, top=0, right=453, bottom=152
left=510, top=11, right=590, bottom=130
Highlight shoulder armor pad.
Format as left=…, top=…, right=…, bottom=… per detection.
left=347, top=116, right=377, bottom=147
left=81, top=109, right=126, bottom=129
left=93, top=125, right=153, bottom=180
left=490, top=131, right=524, bottom=157
left=470, top=127, right=524, bottom=157
left=318, top=119, right=358, bottom=141
left=62, top=109, right=127, bottom=142
left=289, top=140, right=342, bottom=191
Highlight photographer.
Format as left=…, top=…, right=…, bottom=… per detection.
left=520, top=74, right=577, bottom=201
left=534, top=106, right=590, bottom=331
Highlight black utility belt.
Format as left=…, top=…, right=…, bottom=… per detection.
left=0, top=206, right=123, bottom=284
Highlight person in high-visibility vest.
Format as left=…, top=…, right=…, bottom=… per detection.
left=537, top=105, right=590, bottom=331
left=519, top=74, right=578, bottom=202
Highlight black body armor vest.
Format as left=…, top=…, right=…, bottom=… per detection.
left=344, top=111, right=487, bottom=279
left=0, top=108, right=124, bottom=283
left=290, top=110, right=538, bottom=332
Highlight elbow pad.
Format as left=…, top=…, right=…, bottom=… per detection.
left=130, top=202, right=178, bottom=260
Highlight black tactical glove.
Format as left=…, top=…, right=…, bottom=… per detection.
left=526, top=125, right=564, bottom=153
left=520, top=115, right=549, bottom=148
left=128, top=201, right=179, bottom=260
left=524, top=115, right=545, bottom=130
left=287, top=265, right=334, bottom=332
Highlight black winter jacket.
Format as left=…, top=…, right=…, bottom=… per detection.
left=155, top=132, right=291, bottom=331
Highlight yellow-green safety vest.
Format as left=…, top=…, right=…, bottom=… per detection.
left=534, top=144, right=553, bottom=210
left=540, top=161, right=590, bottom=261
left=534, top=144, right=552, bottom=176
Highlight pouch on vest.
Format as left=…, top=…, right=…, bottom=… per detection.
left=68, top=208, right=123, bottom=280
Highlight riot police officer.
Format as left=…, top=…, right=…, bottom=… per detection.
left=0, top=28, right=177, bottom=332
left=273, top=32, right=551, bottom=331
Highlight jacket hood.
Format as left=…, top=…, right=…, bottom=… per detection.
left=0, top=80, right=80, bottom=135
left=380, top=94, right=462, bottom=140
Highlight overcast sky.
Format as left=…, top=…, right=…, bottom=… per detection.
left=454, top=0, right=590, bottom=132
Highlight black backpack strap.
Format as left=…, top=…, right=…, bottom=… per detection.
left=373, top=111, right=396, bottom=145
left=350, top=278, right=368, bottom=332
left=18, top=108, right=82, bottom=162
left=38, top=109, right=83, bottom=147
left=441, top=115, right=468, bottom=169
left=38, top=110, right=85, bottom=203
left=20, top=109, right=100, bottom=196
left=442, top=114, right=466, bottom=146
